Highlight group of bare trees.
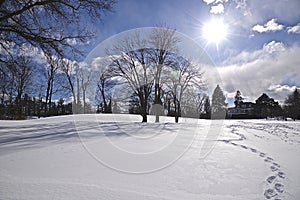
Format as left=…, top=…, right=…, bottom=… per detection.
left=0, top=0, right=116, bottom=119
left=0, top=54, right=93, bottom=119
left=101, top=28, right=206, bottom=123
left=0, top=53, right=35, bottom=118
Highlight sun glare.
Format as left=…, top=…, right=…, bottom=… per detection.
left=202, top=19, right=228, bottom=46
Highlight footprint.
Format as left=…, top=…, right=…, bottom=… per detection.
left=231, top=142, right=238, bottom=146
left=275, top=183, right=284, bottom=193
left=278, top=172, right=285, bottom=179
left=260, top=152, right=266, bottom=157
left=273, top=162, right=280, bottom=168
left=264, top=158, right=271, bottom=163
left=250, top=148, right=257, bottom=153
left=266, top=176, right=276, bottom=184
left=264, top=188, right=277, bottom=199
left=266, top=157, right=274, bottom=161
left=270, top=166, right=278, bottom=172
left=240, top=145, right=248, bottom=149
left=264, top=157, right=273, bottom=163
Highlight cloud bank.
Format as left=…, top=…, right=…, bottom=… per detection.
left=217, top=41, right=300, bottom=103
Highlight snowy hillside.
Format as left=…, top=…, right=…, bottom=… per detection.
left=0, top=114, right=299, bottom=200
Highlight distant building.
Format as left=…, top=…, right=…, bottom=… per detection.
left=227, top=102, right=255, bottom=119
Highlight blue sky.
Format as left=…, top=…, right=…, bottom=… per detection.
left=84, top=0, right=300, bottom=105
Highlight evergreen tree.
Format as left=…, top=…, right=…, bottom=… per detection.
left=254, top=93, right=282, bottom=119
left=57, top=98, right=65, bottom=115
left=234, top=90, right=243, bottom=108
left=211, top=85, right=227, bottom=119
left=201, top=96, right=211, bottom=119
left=284, top=88, right=300, bottom=120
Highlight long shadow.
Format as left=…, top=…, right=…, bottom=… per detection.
left=0, top=121, right=179, bottom=153
left=0, top=121, right=103, bottom=154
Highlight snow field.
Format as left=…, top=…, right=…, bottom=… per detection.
left=0, top=115, right=299, bottom=199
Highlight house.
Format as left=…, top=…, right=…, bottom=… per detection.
left=227, top=102, right=255, bottom=119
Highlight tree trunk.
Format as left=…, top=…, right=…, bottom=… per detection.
left=49, top=82, right=53, bottom=115
left=83, top=89, right=86, bottom=113
left=140, top=99, right=148, bottom=123
left=76, top=76, right=80, bottom=113
left=142, top=114, right=147, bottom=122
left=154, top=83, right=161, bottom=123
left=175, top=102, right=180, bottom=123
left=175, top=116, right=179, bottom=123
left=45, top=78, right=51, bottom=115
left=155, top=115, right=159, bottom=123
left=72, top=88, right=77, bottom=114
left=100, top=81, right=108, bottom=113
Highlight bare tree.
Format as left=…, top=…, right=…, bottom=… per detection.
left=59, top=59, right=78, bottom=113
left=77, top=63, right=94, bottom=113
left=181, top=89, right=207, bottom=118
left=8, top=55, right=35, bottom=117
left=164, top=58, right=204, bottom=123
left=42, top=55, right=60, bottom=115
left=0, top=61, right=14, bottom=118
left=0, top=0, right=115, bottom=62
left=149, top=27, right=179, bottom=122
left=109, top=33, right=154, bottom=122
left=95, top=69, right=116, bottom=113
left=0, top=62, right=10, bottom=105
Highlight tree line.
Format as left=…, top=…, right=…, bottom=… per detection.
left=205, top=86, right=300, bottom=121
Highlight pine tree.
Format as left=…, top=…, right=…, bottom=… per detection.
left=57, top=98, right=65, bottom=115
left=211, top=85, right=227, bottom=119
left=254, top=93, right=282, bottom=119
left=234, top=90, right=243, bottom=108
left=202, top=96, right=211, bottom=119
left=284, top=88, right=300, bottom=120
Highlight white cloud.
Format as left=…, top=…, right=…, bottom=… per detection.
left=210, top=3, right=224, bottom=14
left=217, top=43, right=300, bottom=103
left=262, top=41, right=285, bottom=54
left=252, top=19, right=284, bottom=33
left=287, top=23, right=300, bottom=34
left=203, top=0, right=216, bottom=4
left=216, top=0, right=229, bottom=3
left=203, top=0, right=249, bottom=17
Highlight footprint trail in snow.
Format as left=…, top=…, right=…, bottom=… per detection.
left=220, top=124, right=286, bottom=200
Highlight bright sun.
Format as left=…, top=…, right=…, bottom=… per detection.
left=202, top=19, right=228, bottom=46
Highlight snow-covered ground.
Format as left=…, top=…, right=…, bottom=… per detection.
left=0, top=114, right=299, bottom=200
